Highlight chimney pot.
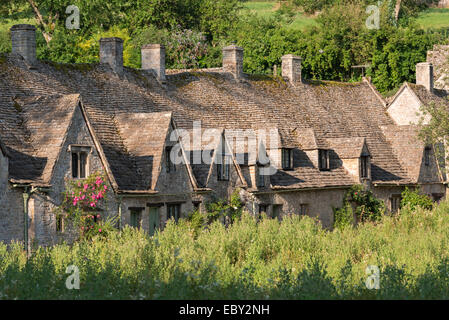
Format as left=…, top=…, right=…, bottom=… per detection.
left=100, top=37, right=123, bottom=75
left=141, top=44, right=166, bottom=82
left=10, top=24, right=37, bottom=65
left=282, top=54, right=302, bottom=84
left=223, top=45, right=244, bottom=79
left=416, top=62, right=434, bottom=92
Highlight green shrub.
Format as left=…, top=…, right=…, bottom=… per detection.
left=333, top=203, right=354, bottom=230
left=333, top=185, right=385, bottom=229
left=400, top=187, right=434, bottom=211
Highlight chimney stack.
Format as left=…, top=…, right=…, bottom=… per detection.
left=141, top=44, right=166, bottom=82
left=282, top=54, right=302, bottom=84
left=416, top=62, right=434, bottom=92
left=99, top=37, right=123, bottom=74
left=10, top=24, right=37, bottom=65
left=223, top=45, right=244, bottom=79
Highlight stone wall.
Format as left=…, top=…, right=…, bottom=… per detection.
left=387, top=86, right=428, bottom=125
left=427, top=45, right=449, bottom=90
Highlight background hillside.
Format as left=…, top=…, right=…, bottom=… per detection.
left=1, top=0, right=449, bottom=94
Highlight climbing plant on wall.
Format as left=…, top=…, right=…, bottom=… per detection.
left=55, top=172, right=117, bottom=240
left=333, top=185, right=385, bottom=229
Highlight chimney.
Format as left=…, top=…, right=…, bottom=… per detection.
left=99, top=37, right=123, bottom=74
left=282, top=54, right=302, bottom=84
left=10, top=24, right=37, bottom=65
left=223, top=45, right=244, bottom=79
left=141, top=44, right=166, bottom=82
left=416, top=62, right=434, bottom=92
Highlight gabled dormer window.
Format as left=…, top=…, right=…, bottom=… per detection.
left=318, top=149, right=329, bottom=171
left=424, top=146, right=431, bottom=166
left=361, top=156, right=369, bottom=178
left=281, top=148, right=293, bottom=170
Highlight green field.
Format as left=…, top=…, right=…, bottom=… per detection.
left=416, top=8, right=449, bottom=30
left=241, top=1, right=318, bottom=30
left=243, top=2, right=449, bottom=31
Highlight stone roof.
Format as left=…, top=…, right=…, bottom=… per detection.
left=0, top=92, right=80, bottom=186
left=381, top=125, right=428, bottom=183
left=114, top=112, right=173, bottom=190
left=326, top=137, right=369, bottom=159
left=0, top=52, right=420, bottom=190
left=407, top=83, right=449, bottom=108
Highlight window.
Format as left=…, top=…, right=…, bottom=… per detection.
left=318, top=149, right=329, bottom=171
left=425, top=146, right=431, bottom=166
left=391, top=195, right=402, bottom=213
left=433, top=193, right=444, bottom=203
left=166, top=146, right=176, bottom=173
left=257, top=167, right=265, bottom=188
left=259, top=204, right=269, bottom=214
left=361, top=156, right=369, bottom=178
left=217, top=142, right=230, bottom=181
left=167, top=204, right=181, bottom=222
left=299, top=204, right=308, bottom=216
left=129, top=208, right=143, bottom=228
left=272, top=204, right=282, bottom=220
left=71, top=150, right=88, bottom=179
left=193, top=201, right=201, bottom=212
left=281, top=148, right=293, bottom=170
left=56, top=215, right=64, bottom=233
left=258, top=204, right=269, bottom=220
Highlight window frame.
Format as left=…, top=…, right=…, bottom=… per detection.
left=165, top=146, right=176, bottom=173
left=390, top=194, right=402, bottom=213
left=281, top=148, right=293, bottom=170
left=56, top=215, right=64, bottom=233
left=129, top=207, right=143, bottom=229
left=217, top=142, right=230, bottom=181
left=167, top=203, right=181, bottom=223
left=318, top=149, right=329, bottom=171
left=299, top=203, right=308, bottom=216
left=272, top=204, right=282, bottom=220
left=69, top=145, right=91, bottom=179
left=360, top=155, right=370, bottom=179
left=257, top=166, right=265, bottom=188
left=424, top=146, right=431, bottom=167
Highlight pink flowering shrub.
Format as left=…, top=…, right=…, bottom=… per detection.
left=56, top=172, right=116, bottom=240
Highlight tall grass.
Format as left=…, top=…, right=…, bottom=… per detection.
left=2, top=200, right=449, bottom=299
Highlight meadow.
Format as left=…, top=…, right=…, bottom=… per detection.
left=241, top=1, right=318, bottom=30
left=2, top=200, right=449, bottom=299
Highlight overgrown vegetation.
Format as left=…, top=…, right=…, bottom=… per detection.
left=333, top=185, right=385, bottom=229
left=2, top=197, right=449, bottom=299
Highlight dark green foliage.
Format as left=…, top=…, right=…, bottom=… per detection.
left=333, top=203, right=354, bottom=230
left=204, top=189, right=244, bottom=224
left=334, top=185, right=385, bottom=229
left=345, top=185, right=385, bottom=222
left=400, top=187, right=434, bottom=211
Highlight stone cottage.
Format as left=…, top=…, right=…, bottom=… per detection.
left=0, top=24, right=446, bottom=247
